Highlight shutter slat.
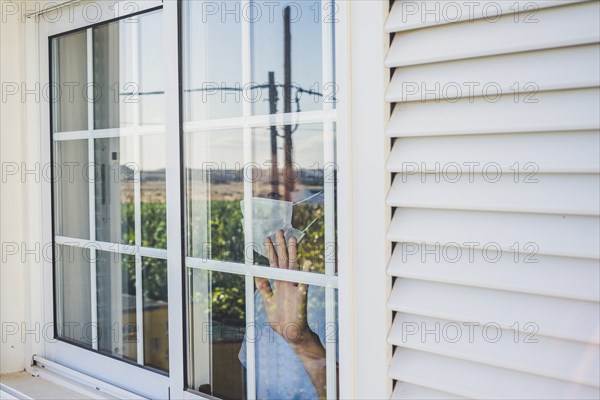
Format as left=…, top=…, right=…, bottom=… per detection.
left=386, top=131, right=600, bottom=173
left=387, top=173, right=600, bottom=216
left=385, top=1, right=600, bottom=67
left=388, top=208, right=600, bottom=260
left=392, top=381, right=466, bottom=400
left=387, top=45, right=600, bottom=103
left=387, top=89, right=600, bottom=137
left=389, top=348, right=600, bottom=399
left=389, top=313, right=600, bottom=386
left=385, top=0, right=590, bottom=33
left=388, top=279, right=600, bottom=345
left=388, top=244, right=600, bottom=302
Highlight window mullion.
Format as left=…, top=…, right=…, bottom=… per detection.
left=322, top=1, right=338, bottom=397
left=130, top=19, right=145, bottom=366
left=163, top=0, right=186, bottom=395
left=87, top=27, right=99, bottom=352
left=241, top=0, right=257, bottom=398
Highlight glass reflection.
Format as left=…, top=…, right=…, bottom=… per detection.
left=251, top=1, right=324, bottom=115
left=55, top=245, right=92, bottom=347
left=185, top=130, right=245, bottom=262
left=52, top=31, right=88, bottom=133
left=142, top=257, right=169, bottom=372
left=93, top=9, right=166, bottom=249
left=94, top=137, right=135, bottom=246
left=93, top=135, right=166, bottom=248
left=140, top=135, right=167, bottom=249
left=93, top=21, right=120, bottom=129
left=240, top=277, right=336, bottom=399
left=181, top=0, right=339, bottom=396
left=187, top=270, right=246, bottom=399
left=96, top=251, right=137, bottom=361
left=54, top=140, right=90, bottom=240
left=93, top=10, right=164, bottom=128
left=182, top=0, right=329, bottom=121
left=51, top=7, right=169, bottom=374
left=250, top=124, right=326, bottom=273
left=183, top=0, right=243, bottom=121
left=139, top=11, right=165, bottom=126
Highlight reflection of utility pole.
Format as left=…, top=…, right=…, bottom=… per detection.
left=283, top=6, right=294, bottom=201
left=268, top=71, right=279, bottom=196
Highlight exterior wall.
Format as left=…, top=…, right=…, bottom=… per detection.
left=0, top=0, right=28, bottom=375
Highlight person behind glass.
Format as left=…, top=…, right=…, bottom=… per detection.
left=238, top=228, right=336, bottom=399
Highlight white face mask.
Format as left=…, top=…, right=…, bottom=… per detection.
left=241, top=193, right=321, bottom=259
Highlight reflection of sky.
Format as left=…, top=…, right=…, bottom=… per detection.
left=139, top=11, right=164, bottom=93
left=183, top=0, right=326, bottom=120
left=251, top=0, right=323, bottom=114
left=139, top=11, right=165, bottom=125
left=253, top=124, right=324, bottom=169
left=124, top=3, right=329, bottom=170
left=181, top=1, right=328, bottom=172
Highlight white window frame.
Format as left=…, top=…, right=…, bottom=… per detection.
left=24, top=1, right=357, bottom=399
left=347, top=2, right=392, bottom=398
left=32, top=2, right=173, bottom=398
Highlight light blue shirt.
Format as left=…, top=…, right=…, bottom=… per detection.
left=238, top=285, right=336, bottom=399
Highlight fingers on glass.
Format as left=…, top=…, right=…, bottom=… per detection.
left=264, top=237, right=278, bottom=268
left=298, top=261, right=311, bottom=293
left=288, top=236, right=298, bottom=271
left=275, top=230, right=289, bottom=269
left=255, top=277, right=273, bottom=301
left=302, top=260, right=312, bottom=273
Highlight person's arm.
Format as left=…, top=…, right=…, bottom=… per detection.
left=256, top=230, right=328, bottom=398
left=287, top=329, right=327, bottom=398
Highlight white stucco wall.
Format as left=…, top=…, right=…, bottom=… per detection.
left=1, top=0, right=27, bottom=375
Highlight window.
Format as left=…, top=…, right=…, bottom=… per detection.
left=182, top=2, right=338, bottom=398
left=50, top=8, right=169, bottom=373
left=47, top=1, right=342, bottom=398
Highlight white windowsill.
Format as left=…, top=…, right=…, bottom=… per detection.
left=0, top=356, right=146, bottom=400
left=0, top=371, right=94, bottom=400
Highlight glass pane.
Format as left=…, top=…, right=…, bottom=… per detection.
left=55, top=245, right=92, bottom=347
left=247, top=279, right=337, bottom=399
left=93, top=10, right=164, bottom=128
left=251, top=1, right=324, bottom=115
left=96, top=251, right=137, bottom=361
left=52, top=31, right=88, bottom=132
left=139, top=11, right=165, bottom=125
left=142, top=257, right=169, bottom=372
left=140, top=135, right=167, bottom=249
left=249, top=124, right=326, bottom=273
left=93, top=21, right=120, bottom=130
left=52, top=8, right=168, bottom=373
left=182, top=0, right=243, bottom=121
left=185, top=129, right=245, bottom=262
left=94, top=137, right=135, bottom=246
left=54, top=140, right=90, bottom=239
left=187, top=269, right=246, bottom=399
left=181, top=0, right=339, bottom=396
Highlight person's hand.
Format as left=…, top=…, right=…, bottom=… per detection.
left=256, top=229, right=330, bottom=399
left=256, top=229, right=315, bottom=345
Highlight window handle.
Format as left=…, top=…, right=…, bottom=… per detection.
left=101, top=163, right=106, bottom=205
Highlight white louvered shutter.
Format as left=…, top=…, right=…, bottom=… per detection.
left=384, top=1, right=600, bottom=398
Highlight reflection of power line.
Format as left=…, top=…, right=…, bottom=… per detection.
left=183, top=83, right=325, bottom=98
left=123, top=84, right=330, bottom=106
left=182, top=83, right=329, bottom=115
left=120, top=7, right=328, bottom=202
